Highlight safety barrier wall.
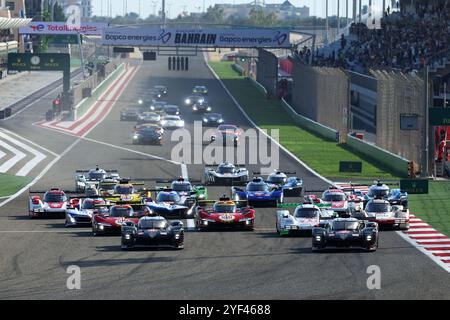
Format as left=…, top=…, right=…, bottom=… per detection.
left=74, top=62, right=124, bottom=119
left=346, top=134, right=410, bottom=177
left=248, top=76, right=268, bottom=97
left=231, top=63, right=244, bottom=76
left=256, top=49, right=278, bottom=97
left=281, top=98, right=339, bottom=141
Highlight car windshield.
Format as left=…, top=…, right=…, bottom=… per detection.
left=323, top=193, right=346, bottom=201
left=331, top=221, right=360, bottom=231
left=157, top=193, right=180, bottom=202
left=163, top=116, right=180, bottom=121
left=218, top=125, right=237, bottom=131
left=172, top=182, right=191, bottom=192
left=110, top=206, right=135, bottom=217
left=82, top=200, right=95, bottom=209
left=214, top=204, right=236, bottom=213
left=295, top=208, right=319, bottom=218
left=114, top=185, right=134, bottom=194
left=366, top=202, right=390, bottom=212
left=44, top=193, right=67, bottom=202
left=247, top=183, right=268, bottom=192
left=89, top=171, right=105, bottom=180
left=371, top=188, right=389, bottom=198
left=139, top=219, right=168, bottom=229
left=268, top=176, right=286, bottom=184
left=99, top=182, right=115, bottom=190
left=218, top=165, right=234, bottom=174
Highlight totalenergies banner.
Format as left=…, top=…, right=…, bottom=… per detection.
left=102, top=27, right=291, bottom=48
left=19, top=22, right=107, bottom=35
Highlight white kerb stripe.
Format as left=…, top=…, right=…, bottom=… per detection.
left=0, top=139, right=26, bottom=173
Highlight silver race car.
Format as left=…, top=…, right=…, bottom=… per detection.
left=204, top=162, right=249, bottom=186
left=364, top=198, right=410, bottom=230
left=74, top=165, right=120, bottom=192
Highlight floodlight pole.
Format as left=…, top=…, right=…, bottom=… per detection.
left=162, top=0, right=166, bottom=26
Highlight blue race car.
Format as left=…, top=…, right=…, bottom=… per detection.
left=262, top=170, right=303, bottom=197
left=146, top=190, right=195, bottom=218
left=232, top=177, right=283, bottom=207
left=364, top=181, right=408, bottom=208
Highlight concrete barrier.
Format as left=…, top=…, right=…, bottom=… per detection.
left=346, top=134, right=409, bottom=177
left=232, top=63, right=245, bottom=76
left=281, top=98, right=339, bottom=142
left=75, top=63, right=125, bottom=120
left=248, top=76, right=268, bottom=97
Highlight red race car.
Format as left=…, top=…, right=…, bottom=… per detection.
left=195, top=198, right=255, bottom=231
left=92, top=204, right=151, bottom=236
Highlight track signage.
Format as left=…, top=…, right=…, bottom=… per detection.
left=339, top=161, right=362, bottom=173
left=429, top=108, right=450, bottom=126
left=19, top=22, right=107, bottom=35
left=400, top=179, right=429, bottom=194
left=102, top=27, right=291, bottom=49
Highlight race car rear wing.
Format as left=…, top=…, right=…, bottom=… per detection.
left=196, top=199, right=249, bottom=207
left=252, top=171, right=296, bottom=175
left=75, top=169, right=118, bottom=173
left=29, top=189, right=83, bottom=195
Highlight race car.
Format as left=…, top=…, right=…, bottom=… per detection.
left=365, top=181, right=408, bottom=208
left=276, top=203, right=337, bottom=236
left=74, top=165, right=119, bottom=192
left=260, top=170, right=303, bottom=197
left=156, top=177, right=208, bottom=201
left=153, top=85, right=168, bottom=96
left=210, top=124, right=241, bottom=147
left=192, top=85, right=208, bottom=95
left=132, top=124, right=164, bottom=145
left=232, top=177, right=283, bottom=207
left=65, top=197, right=107, bottom=227
left=184, top=94, right=206, bottom=107
left=149, top=88, right=163, bottom=100
left=195, top=198, right=255, bottom=231
left=192, top=102, right=212, bottom=113
left=121, top=216, right=184, bottom=250
left=312, top=218, right=379, bottom=252
left=160, top=115, right=184, bottom=129
left=97, top=177, right=120, bottom=196
left=136, top=112, right=162, bottom=125
left=320, top=188, right=350, bottom=214
left=146, top=190, right=196, bottom=218
left=120, top=108, right=140, bottom=121
left=364, top=199, right=410, bottom=230
left=202, top=113, right=224, bottom=127
left=28, top=188, right=71, bottom=218
left=92, top=204, right=151, bottom=236
left=103, top=179, right=151, bottom=203
left=149, top=100, right=167, bottom=113
left=204, top=162, right=249, bottom=186
left=163, top=104, right=180, bottom=115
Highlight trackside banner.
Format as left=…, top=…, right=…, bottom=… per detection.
left=101, top=27, right=291, bottom=48
left=19, top=22, right=107, bottom=35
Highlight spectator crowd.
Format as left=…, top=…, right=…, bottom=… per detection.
left=310, top=1, right=450, bottom=74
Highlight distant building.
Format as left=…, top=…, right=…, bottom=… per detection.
left=217, top=1, right=310, bottom=20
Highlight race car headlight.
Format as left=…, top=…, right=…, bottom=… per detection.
left=198, top=194, right=205, bottom=199
left=315, top=235, right=321, bottom=241
left=185, top=99, right=191, bottom=104
left=125, top=234, right=131, bottom=239
left=175, top=234, right=180, bottom=239
left=206, top=107, right=211, bottom=111
left=193, top=106, right=198, bottom=111
left=69, top=216, right=76, bottom=223
left=202, top=220, right=208, bottom=226
left=179, top=121, right=185, bottom=126
left=239, top=218, right=253, bottom=223
left=150, top=106, right=155, bottom=110
left=176, top=111, right=179, bottom=115
left=161, top=120, right=167, bottom=125
left=366, top=235, right=372, bottom=241
left=99, top=224, right=104, bottom=230
left=218, top=119, right=224, bottom=123
left=138, top=99, right=143, bottom=105
left=203, top=118, right=208, bottom=122
left=133, top=134, right=139, bottom=139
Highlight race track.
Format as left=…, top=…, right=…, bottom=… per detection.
left=0, top=55, right=449, bottom=299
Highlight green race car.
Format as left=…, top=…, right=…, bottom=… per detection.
left=156, top=178, right=208, bottom=201
left=192, top=85, right=208, bottom=95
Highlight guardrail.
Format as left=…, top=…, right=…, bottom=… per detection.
left=231, top=63, right=245, bottom=76
left=346, top=134, right=409, bottom=177
left=74, top=63, right=125, bottom=120
left=248, top=76, right=268, bottom=97
left=281, top=98, right=339, bottom=142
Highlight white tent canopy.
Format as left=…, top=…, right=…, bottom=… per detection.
left=0, top=17, right=32, bottom=30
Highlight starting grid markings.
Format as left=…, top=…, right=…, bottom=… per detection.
left=34, top=64, right=137, bottom=137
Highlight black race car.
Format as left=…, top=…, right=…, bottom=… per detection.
left=312, top=218, right=378, bottom=252
left=120, top=108, right=140, bottom=121
left=163, top=104, right=180, bottom=115
left=202, top=113, right=224, bottom=127
left=153, top=85, right=168, bottom=96
left=132, top=124, right=164, bottom=145
left=184, top=94, right=206, bottom=107
left=192, top=102, right=212, bottom=113
left=121, top=216, right=184, bottom=250
left=149, top=101, right=167, bottom=113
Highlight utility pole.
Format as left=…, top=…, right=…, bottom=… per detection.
left=337, top=0, right=341, bottom=35
left=325, top=0, right=329, bottom=45
left=423, top=66, right=430, bottom=177
left=359, top=0, right=362, bottom=23
left=162, top=0, right=166, bottom=25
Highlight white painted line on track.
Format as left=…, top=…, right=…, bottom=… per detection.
left=0, top=128, right=58, bottom=157
left=0, top=230, right=82, bottom=233
left=186, top=219, right=195, bottom=230
left=203, top=52, right=334, bottom=186
left=0, top=140, right=26, bottom=173
left=181, top=163, right=189, bottom=179
left=0, top=131, right=46, bottom=176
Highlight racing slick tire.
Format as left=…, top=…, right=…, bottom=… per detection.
left=399, top=222, right=410, bottom=230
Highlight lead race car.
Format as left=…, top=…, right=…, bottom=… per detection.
left=276, top=203, right=337, bottom=236
left=204, top=162, right=249, bottom=186
left=232, top=177, right=283, bottom=207
left=312, top=218, right=379, bottom=252
left=256, top=170, right=303, bottom=197
left=74, top=165, right=120, bottom=193
left=195, top=198, right=255, bottom=231
left=364, top=198, right=410, bottom=230
left=28, top=188, right=74, bottom=218
left=121, top=216, right=184, bottom=250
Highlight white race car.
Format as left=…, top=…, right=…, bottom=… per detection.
left=160, top=115, right=184, bottom=129
left=65, top=198, right=107, bottom=227
left=364, top=199, right=410, bottom=230
left=276, top=204, right=337, bottom=236
left=28, top=188, right=71, bottom=218
left=75, top=165, right=120, bottom=192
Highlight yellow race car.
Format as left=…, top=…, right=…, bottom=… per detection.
left=103, top=179, right=151, bottom=203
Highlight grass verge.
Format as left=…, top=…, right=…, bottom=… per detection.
left=208, top=61, right=398, bottom=180
left=0, top=173, right=31, bottom=198
left=409, top=181, right=450, bottom=237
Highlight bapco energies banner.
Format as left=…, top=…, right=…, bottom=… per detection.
left=19, top=22, right=108, bottom=35
left=102, top=27, right=291, bottom=48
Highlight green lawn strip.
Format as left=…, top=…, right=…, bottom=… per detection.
left=0, top=173, right=31, bottom=198
left=209, top=61, right=398, bottom=180
left=408, top=181, right=450, bottom=237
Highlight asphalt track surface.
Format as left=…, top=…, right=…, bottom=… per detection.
left=0, top=55, right=449, bottom=299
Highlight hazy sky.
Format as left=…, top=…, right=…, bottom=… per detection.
left=91, top=0, right=381, bottom=19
